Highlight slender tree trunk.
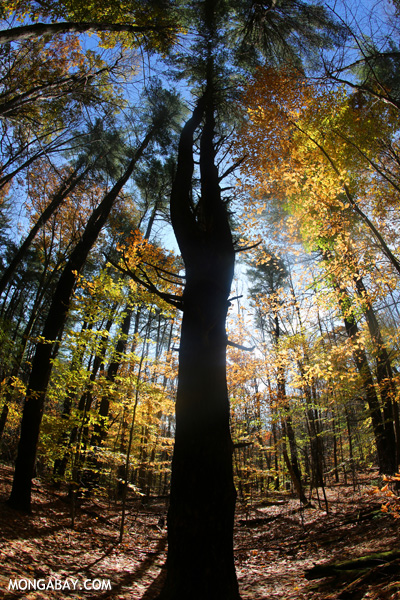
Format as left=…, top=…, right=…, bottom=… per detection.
left=355, top=276, right=398, bottom=471
left=0, top=166, right=90, bottom=296
left=116, top=308, right=142, bottom=497
left=332, top=410, right=339, bottom=483
left=342, top=310, right=396, bottom=474
left=297, top=359, right=326, bottom=499
left=53, top=320, right=91, bottom=483
left=322, top=248, right=397, bottom=475
left=345, top=407, right=356, bottom=489
left=90, top=305, right=133, bottom=448
left=119, top=315, right=152, bottom=542
left=273, top=313, right=306, bottom=504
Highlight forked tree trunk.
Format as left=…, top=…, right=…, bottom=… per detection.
left=157, top=92, right=240, bottom=599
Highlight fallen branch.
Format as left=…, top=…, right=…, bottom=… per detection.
left=305, top=549, right=400, bottom=580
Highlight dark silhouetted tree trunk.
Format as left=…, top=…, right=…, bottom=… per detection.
left=159, top=90, right=240, bottom=599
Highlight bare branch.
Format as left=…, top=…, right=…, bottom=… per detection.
left=227, top=340, right=255, bottom=352
left=218, top=156, right=247, bottom=182
left=234, top=240, right=262, bottom=253
left=106, top=256, right=184, bottom=310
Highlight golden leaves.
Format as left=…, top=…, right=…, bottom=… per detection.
left=369, top=475, right=400, bottom=519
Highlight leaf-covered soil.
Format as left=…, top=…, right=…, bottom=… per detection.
left=0, top=465, right=399, bottom=600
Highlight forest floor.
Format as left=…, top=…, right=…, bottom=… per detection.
left=0, top=465, right=399, bottom=600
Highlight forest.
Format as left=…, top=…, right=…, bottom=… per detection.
left=0, top=0, right=400, bottom=599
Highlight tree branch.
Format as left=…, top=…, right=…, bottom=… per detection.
left=234, top=240, right=262, bottom=253
left=227, top=340, right=255, bottom=352
left=106, top=256, right=184, bottom=310
left=0, top=21, right=171, bottom=45
left=218, top=156, right=247, bottom=182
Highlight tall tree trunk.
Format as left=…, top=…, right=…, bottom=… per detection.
left=159, top=93, right=240, bottom=599
left=342, top=309, right=396, bottom=474
left=7, top=131, right=153, bottom=512
left=52, top=320, right=92, bottom=483
left=322, top=250, right=397, bottom=474
left=91, top=305, right=133, bottom=448
left=331, top=409, right=339, bottom=483
left=354, top=276, right=398, bottom=470
left=0, top=403, right=9, bottom=439
left=74, top=313, right=117, bottom=493
left=0, top=166, right=90, bottom=296
left=273, top=313, right=306, bottom=504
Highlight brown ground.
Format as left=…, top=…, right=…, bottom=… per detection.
left=0, top=465, right=399, bottom=600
